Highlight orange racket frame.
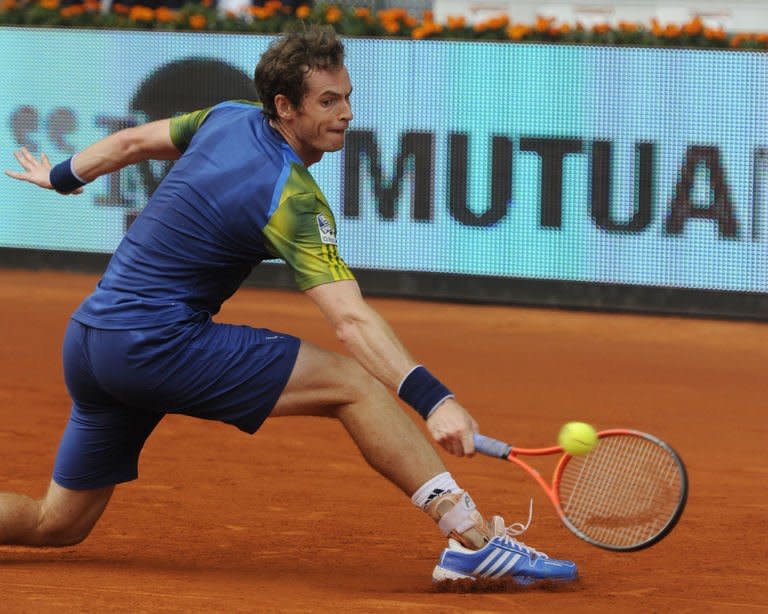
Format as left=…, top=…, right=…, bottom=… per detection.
left=473, top=429, right=688, bottom=551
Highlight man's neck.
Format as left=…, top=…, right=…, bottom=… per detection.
left=269, top=119, right=322, bottom=167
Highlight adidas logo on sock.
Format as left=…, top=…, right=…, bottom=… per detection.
left=424, top=488, right=449, bottom=509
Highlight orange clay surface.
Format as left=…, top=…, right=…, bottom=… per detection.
left=0, top=268, right=766, bottom=613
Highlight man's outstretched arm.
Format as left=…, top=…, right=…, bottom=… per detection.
left=305, top=278, right=479, bottom=457
left=5, top=119, right=179, bottom=192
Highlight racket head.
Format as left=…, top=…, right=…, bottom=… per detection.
left=552, top=429, right=688, bottom=552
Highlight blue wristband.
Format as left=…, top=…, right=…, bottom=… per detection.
left=49, top=157, right=86, bottom=194
left=398, top=365, right=454, bottom=420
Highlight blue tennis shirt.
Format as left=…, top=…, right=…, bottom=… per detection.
left=73, top=101, right=354, bottom=330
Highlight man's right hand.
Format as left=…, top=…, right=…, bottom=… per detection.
left=4, top=148, right=83, bottom=194
left=426, top=398, right=479, bottom=457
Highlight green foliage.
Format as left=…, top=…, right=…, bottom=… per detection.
left=0, top=1, right=766, bottom=50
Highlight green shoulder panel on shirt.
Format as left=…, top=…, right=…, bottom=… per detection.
left=169, top=108, right=212, bottom=152
left=169, top=100, right=262, bottom=152
left=263, top=163, right=355, bottom=291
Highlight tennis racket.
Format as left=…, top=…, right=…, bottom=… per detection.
left=474, top=429, right=688, bottom=551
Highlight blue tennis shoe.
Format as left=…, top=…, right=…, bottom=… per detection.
left=432, top=516, right=577, bottom=585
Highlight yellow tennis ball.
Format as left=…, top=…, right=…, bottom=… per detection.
left=558, top=422, right=598, bottom=456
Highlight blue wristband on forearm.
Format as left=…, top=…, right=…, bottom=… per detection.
left=49, top=156, right=86, bottom=194
left=397, top=365, right=454, bottom=420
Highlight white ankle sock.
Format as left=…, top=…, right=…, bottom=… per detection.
left=411, top=472, right=460, bottom=510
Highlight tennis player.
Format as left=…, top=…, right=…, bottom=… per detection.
left=3, top=27, right=576, bottom=584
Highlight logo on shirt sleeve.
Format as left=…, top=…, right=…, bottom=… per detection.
left=316, top=213, right=337, bottom=245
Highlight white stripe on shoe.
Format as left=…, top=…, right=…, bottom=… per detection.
left=491, top=554, right=522, bottom=579
left=472, top=548, right=502, bottom=575
left=483, top=551, right=513, bottom=576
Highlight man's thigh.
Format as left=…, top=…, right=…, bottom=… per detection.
left=270, top=340, right=388, bottom=417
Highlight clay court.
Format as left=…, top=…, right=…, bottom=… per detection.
left=0, top=268, right=765, bottom=612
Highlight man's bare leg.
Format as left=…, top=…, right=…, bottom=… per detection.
left=0, top=480, right=113, bottom=547
left=270, top=341, right=495, bottom=548
left=271, top=340, right=447, bottom=495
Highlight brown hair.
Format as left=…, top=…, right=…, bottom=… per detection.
left=254, top=26, right=346, bottom=121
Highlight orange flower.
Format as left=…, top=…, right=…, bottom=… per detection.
left=535, top=15, right=553, bottom=32
left=474, top=15, right=507, bottom=32
left=446, top=15, right=465, bottom=30
left=295, top=4, right=310, bottom=19
left=112, top=2, right=128, bottom=14
left=325, top=5, right=342, bottom=23
left=412, top=21, right=442, bottom=39
left=650, top=18, right=662, bottom=36
left=155, top=6, right=177, bottom=23
left=664, top=23, right=681, bottom=37
left=353, top=7, right=369, bottom=19
left=264, top=0, right=281, bottom=10
left=485, top=15, right=508, bottom=30
left=683, top=16, right=703, bottom=36
left=755, top=32, right=768, bottom=44
left=704, top=26, right=726, bottom=40
left=2, top=0, right=17, bottom=9
left=506, top=23, right=530, bottom=40
left=559, top=22, right=571, bottom=34
left=83, top=0, right=99, bottom=11
left=128, top=5, right=153, bottom=22
left=249, top=6, right=267, bottom=18
left=378, top=8, right=407, bottom=22
left=618, top=20, right=637, bottom=33
left=381, top=19, right=400, bottom=34
left=201, top=0, right=211, bottom=6
left=592, top=22, right=611, bottom=35
left=730, top=34, right=745, bottom=47
left=188, top=13, right=206, bottom=29
left=60, top=4, right=84, bottom=17
left=40, top=0, right=59, bottom=10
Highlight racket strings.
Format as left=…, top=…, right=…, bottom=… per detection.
left=558, top=434, right=683, bottom=548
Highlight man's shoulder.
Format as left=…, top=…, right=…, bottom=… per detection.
left=282, top=163, right=328, bottom=204
left=211, top=99, right=263, bottom=112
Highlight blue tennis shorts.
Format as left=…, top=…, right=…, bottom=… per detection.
left=54, top=316, right=300, bottom=490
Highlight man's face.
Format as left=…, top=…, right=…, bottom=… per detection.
left=289, top=66, right=353, bottom=162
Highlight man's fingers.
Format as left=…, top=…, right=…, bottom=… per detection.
left=13, top=150, right=32, bottom=170
left=462, top=429, right=475, bottom=456
left=40, top=152, right=51, bottom=167
left=446, top=436, right=464, bottom=457
left=5, top=169, right=32, bottom=182
left=435, top=430, right=471, bottom=457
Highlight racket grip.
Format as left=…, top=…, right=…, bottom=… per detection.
left=473, top=433, right=512, bottom=458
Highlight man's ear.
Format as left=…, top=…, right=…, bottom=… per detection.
left=274, top=94, right=296, bottom=120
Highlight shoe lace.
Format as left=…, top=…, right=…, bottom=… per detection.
left=499, top=498, right=548, bottom=560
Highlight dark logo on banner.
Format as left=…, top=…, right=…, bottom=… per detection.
left=343, top=131, right=750, bottom=240
left=7, top=66, right=760, bottom=240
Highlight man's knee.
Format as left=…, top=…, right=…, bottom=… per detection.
left=336, top=355, right=388, bottom=403
left=34, top=482, right=112, bottom=547
left=36, top=512, right=94, bottom=547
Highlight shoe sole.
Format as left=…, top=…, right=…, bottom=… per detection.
left=432, top=565, right=575, bottom=586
